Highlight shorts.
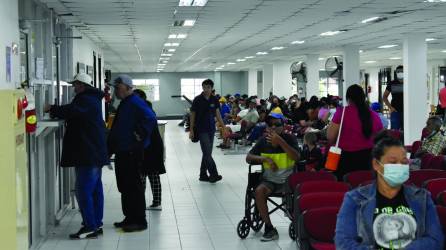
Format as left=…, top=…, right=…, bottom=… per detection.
left=260, top=180, right=289, bottom=194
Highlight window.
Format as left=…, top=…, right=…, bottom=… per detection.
left=133, top=79, right=160, bottom=101
left=319, top=77, right=339, bottom=97
left=181, top=78, right=206, bottom=100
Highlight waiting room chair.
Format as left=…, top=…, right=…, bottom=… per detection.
left=288, top=171, right=337, bottom=191
left=343, top=170, right=375, bottom=188
left=295, top=180, right=350, bottom=196
left=409, top=169, right=446, bottom=187
left=423, top=178, right=446, bottom=202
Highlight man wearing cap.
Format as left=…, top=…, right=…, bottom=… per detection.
left=219, top=96, right=231, bottom=121
left=246, top=110, right=300, bottom=242
left=44, top=73, right=109, bottom=239
left=108, top=74, right=157, bottom=232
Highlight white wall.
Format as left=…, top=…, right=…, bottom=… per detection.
left=72, top=29, right=103, bottom=85
left=0, top=0, right=20, bottom=90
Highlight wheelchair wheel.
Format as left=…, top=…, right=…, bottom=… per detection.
left=237, top=218, right=250, bottom=239
left=289, top=222, right=296, bottom=240
left=251, top=208, right=264, bottom=232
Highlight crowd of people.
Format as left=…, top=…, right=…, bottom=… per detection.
left=47, top=71, right=445, bottom=248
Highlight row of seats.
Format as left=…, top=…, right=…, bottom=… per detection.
left=288, top=169, right=446, bottom=250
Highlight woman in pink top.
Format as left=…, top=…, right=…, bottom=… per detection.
left=327, top=85, right=384, bottom=180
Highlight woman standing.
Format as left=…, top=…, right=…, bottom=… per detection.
left=327, top=84, right=383, bottom=180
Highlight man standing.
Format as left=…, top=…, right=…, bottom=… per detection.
left=108, top=75, right=157, bottom=232
left=189, top=79, right=226, bottom=183
left=383, top=65, right=404, bottom=130
left=44, top=73, right=108, bottom=239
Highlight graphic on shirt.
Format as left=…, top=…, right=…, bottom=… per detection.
left=373, top=206, right=416, bottom=249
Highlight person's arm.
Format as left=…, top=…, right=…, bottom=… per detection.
left=406, top=196, right=444, bottom=249
left=335, top=193, right=375, bottom=250
left=327, top=122, right=340, bottom=145
left=44, top=97, right=88, bottom=120
left=383, top=89, right=395, bottom=112
left=267, top=132, right=299, bottom=161
left=246, top=139, right=278, bottom=170
left=136, top=104, right=157, bottom=146
left=189, top=111, right=196, bottom=139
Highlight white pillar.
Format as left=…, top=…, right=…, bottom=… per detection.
left=306, top=54, right=320, bottom=98
left=403, top=33, right=428, bottom=145
left=342, top=45, right=360, bottom=103
left=263, top=64, right=274, bottom=98
left=273, top=62, right=293, bottom=98
left=248, top=69, right=258, bottom=96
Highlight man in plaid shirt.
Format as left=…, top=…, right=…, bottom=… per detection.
left=416, top=116, right=446, bottom=157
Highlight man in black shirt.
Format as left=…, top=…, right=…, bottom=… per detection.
left=189, top=79, right=226, bottom=183
left=383, top=65, right=404, bottom=130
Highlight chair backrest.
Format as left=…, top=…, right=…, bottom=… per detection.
left=300, top=206, right=340, bottom=243
left=421, top=155, right=445, bottom=170
left=424, top=178, right=446, bottom=200
left=296, top=181, right=350, bottom=195
left=410, top=140, right=422, bottom=158
left=343, top=170, right=375, bottom=188
left=409, top=169, right=446, bottom=187
left=296, top=192, right=346, bottom=214
left=436, top=206, right=446, bottom=239
left=288, top=171, right=337, bottom=190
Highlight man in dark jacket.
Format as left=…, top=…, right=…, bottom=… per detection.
left=44, top=72, right=109, bottom=239
left=108, top=75, right=157, bottom=232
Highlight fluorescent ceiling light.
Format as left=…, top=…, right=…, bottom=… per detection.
left=291, top=40, right=305, bottom=44
left=319, top=69, right=325, bottom=71
left=364, top=61, right=376, bottom=64
left=184, top=20, right=196, bottom=26
left=318, top=58, right=325, bottom=61
left=378, top=44, right=398, bottom=49
left=442, top=50, right=446, bottom=53
left=159, top=57, right=170, bottom=60
left=164, top=43, right=180, bottom=47
left=219, top=65, right=225, bottom=68
left=168, top=34, right=177, bottom=39
left=245, top=56, right=255, bottom=59
left=177, top=34, right=187, bottom=39
left=179, top=0, right=208, bottom=6
left=389, top=57, right=401, bottom=60
left=160, top=61, right=169, bottom=64
left=167, top=49, right=176, bottom=52
left=320, top=30, right=345, bottom=36
left=426, top=38, right=436, bottom=42
left=361, top=17, right=380, bottom=24
left=227, top=62, right=236, bottom=65
left=236, top=59, right=246, bottom=62
left=424, top=0, right=446, bottom=2
left=359, top=50, right=364, bottom=53
left=271, top=46, right=285, bottom=50
left=256, top=51, right=268, bottom=55
left=161, top=53, right=173, bottom=57
left=158, top=63, right=167, bottom=66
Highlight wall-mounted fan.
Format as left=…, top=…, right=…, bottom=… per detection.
left=290, top=61, right=307, bottom=83
left=325, top=56, right=343, bottom=80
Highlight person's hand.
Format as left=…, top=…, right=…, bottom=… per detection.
left=189, top=130, right=194, bottom=140
left=264, top=157, right=278, bottom=172
left=390, top=107, right=396, bottom=113
left=44, top=104, right=51, bottom=113
left=266, top=130, right=282, bottom=146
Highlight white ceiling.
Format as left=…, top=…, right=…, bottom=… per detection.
left=40, top=0, right=446, bottom=72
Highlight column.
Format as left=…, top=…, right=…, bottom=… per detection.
left=342, top=45, right=360, bottom=103
left=263, top=64, right=273, bottom=98
left=403, top=33, right=428, bottom=145
left=213, top=71, right=222, bottom=94
left=306, top=54, right=320, bottom=98
left=248, top=69, right=258, bottom=96
left=273, top=62, right=293, bottom=98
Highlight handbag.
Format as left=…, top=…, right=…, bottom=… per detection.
left=325, top=107, right=345, bottom=171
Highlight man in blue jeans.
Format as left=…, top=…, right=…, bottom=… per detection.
left=189, top=79, right=226, bottom=183
left=44, top=73, right=109, bottom=239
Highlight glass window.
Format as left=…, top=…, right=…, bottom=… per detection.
left=133, top=79, right=160, bottom=101
left=181, top=78, right=207, bottom=100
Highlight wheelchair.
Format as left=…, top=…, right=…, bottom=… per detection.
left=236, top=164, right=297, bottom=240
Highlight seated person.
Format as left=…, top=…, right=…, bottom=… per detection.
left=301, top=132, right=323, bottom=171
left=415, top=116, right=446, bottom=157
left=247, top=108, right=268, bottom=143
left=246, top=111, right=300, bottom=242
left=371, top=102, right=389, bottom=129
left=335, top=133, right=444, bottom=249
left=219, top=96, right=231, bottom=123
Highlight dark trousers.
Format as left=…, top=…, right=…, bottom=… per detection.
left=335, top=148, right=372, bottom=181
left=142, top=174, right=162, bottom=205
left=391, top=111, right=404, bottom=130
left=75, top=166, right=103, bottom=231
left=199, top=132, right=219, bottom=178
left=115, top=151, right=147, bottom=225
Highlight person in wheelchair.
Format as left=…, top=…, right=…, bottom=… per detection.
left=246, top=110, right=300, bottom=241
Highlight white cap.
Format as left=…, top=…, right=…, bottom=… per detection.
left=70, top=73, right=93, bottom=86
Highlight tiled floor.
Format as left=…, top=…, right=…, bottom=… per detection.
left=37, top=121, right=297, bottom=250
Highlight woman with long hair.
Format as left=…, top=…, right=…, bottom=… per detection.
left=327, top=84, right=384, bottom=180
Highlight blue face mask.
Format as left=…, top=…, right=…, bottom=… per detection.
left=378, top=162, right=410, bottom=187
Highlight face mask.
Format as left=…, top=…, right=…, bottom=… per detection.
left=377, top=162, right=410, bottom=187
left=396, top=72, right=404, bottom=80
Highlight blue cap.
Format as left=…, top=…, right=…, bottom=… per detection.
left=269, top=112, right=284, bottom=119
left=371, top=102, right=381, bottom=112
left=234, top=93, right=241, bottom=97
left=113, top=74, right=133, bottom=88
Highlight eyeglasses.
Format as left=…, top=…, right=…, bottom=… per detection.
left=268, top=121, right=283, bottom=127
